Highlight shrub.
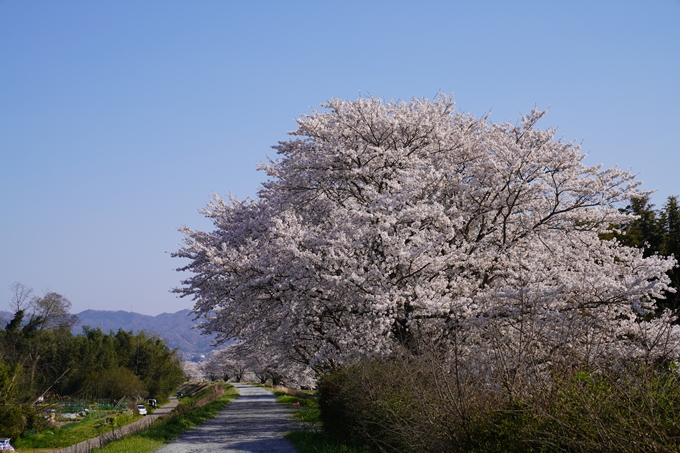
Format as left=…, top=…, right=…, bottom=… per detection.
left=319, top=356, right=680, bottom=453
left=0, top=404, right=45, bottom=440
left=319, top=356, right=461, bottom=452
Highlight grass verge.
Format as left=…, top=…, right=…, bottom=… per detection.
left=91, top=384, right=238, bottom=453
left=285, top=431, right=368, bottom=453
left=272, top=387, right=365, bottom=453
left=274, top=391, right=321, bottom=425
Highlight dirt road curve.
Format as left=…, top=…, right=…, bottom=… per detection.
left=152, top=396, right=180, bottom=417
left=155, top=383, right=300, bottom=453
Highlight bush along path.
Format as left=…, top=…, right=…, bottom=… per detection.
left=155, top=383, right=300, bottom=453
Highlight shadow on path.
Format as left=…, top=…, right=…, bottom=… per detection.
left=155, top=383, right=300, bottom=453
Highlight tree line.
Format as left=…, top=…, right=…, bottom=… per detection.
left=0, top=285, right=184, bottom=439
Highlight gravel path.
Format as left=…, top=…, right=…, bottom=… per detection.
left=152, top=396, right=180, bottom=417
left=155, top=383, right=300, bottom=453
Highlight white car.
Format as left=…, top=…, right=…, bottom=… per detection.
left=137, top=404, right=147, bottom=416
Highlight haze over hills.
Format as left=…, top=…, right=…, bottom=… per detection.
left=0, top=309, right=219, bottom=361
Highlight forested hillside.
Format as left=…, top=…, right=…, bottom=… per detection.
left=74, top=309, right=218, bottom=360
left=1, top=308, right=218, bottom=360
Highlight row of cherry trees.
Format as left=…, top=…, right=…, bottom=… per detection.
left=197, top=341, right=314, bottom=388
left=176, top=96, right=679, bottom=390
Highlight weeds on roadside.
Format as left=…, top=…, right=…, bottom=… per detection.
left=286, top=431, right=369, bottom=453
left=275, top=391, right=321, bottom=425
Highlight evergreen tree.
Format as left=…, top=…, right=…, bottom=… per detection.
left=660, top=196, right=680, bottom=311
left=616, top=196, right=663, bottom=254
left=610, top=196, right=680, bottom=313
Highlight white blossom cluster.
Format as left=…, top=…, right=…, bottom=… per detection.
left=175, top=95, right=677, bottom=384
left=181, top=360, right=205, bottom=382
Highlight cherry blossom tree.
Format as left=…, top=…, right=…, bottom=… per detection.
left=175, top=95, right=678, bottom=383
left=203, top=346, right=246, bottom=382
left=181, top=360, right=204, bottom=382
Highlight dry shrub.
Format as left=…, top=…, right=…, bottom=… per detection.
left=319, top=354, right=680, bottom=453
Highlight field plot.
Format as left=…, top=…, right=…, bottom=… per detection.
left=13, top=403, right=143, bottom=451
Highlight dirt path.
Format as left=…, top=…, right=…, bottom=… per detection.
left=155, top=383, right=300, bottom=453
left=151, top=396, right=180, bottom=417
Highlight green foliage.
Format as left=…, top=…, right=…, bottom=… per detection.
left=274, top=392, right=316, bottom=407
left=286, top=431, right=369, bottom=453
left=526, top=366, right=680, bottom=452
left=274, top=391, right=321, bottom=425
left=69, top=327, right=184, bottom=401
left=0, top=362, right=22, bottom=404
left=0, top=307, right=184, bottom=438
left=273, top=386, right=364, bottom=453
left=606, top=195, right=680, bottom=313
left=91, top=367, right=146, bottom=401
left=0, top=404, right=44, bottom=441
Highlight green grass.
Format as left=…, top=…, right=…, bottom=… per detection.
left=92, top=384, right=239, bottom=453
left=274, top=390, right=321, bottom=425
left=285, top=431, right=368, bottom=453
left=89, top=436, right=162, bottom=453
left=14, top=410, right=140, bottom=449
left=176, top=383, right=218, bottom=407
left=273, top=388, right=365, bottom=452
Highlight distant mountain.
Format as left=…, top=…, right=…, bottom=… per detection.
left=74, top=309, right=219, bottom=361
left=0, top=310, right=12, bottom=325
left=0, top=308, right=219, bottom=361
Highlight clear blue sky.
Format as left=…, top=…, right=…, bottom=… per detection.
left=1, top=1, right=678, bottom=316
